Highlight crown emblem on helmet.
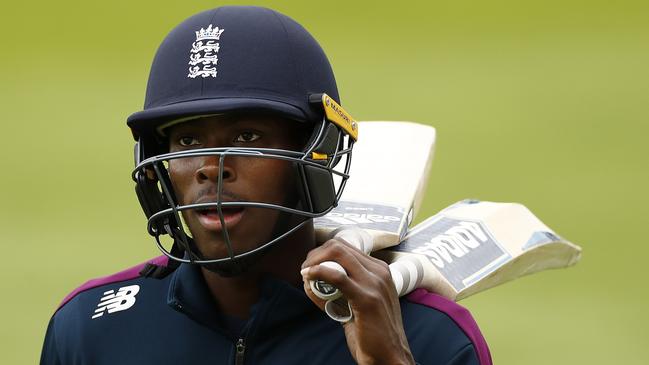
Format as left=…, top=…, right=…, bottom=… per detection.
left=195, top=24, right=225, bottom=41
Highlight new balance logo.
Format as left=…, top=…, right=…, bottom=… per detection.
left=91, top=285, right=140, bottom=319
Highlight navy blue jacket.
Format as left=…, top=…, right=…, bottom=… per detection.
left=41, top=256, right=491, bottom=364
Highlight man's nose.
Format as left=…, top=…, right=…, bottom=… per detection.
left=195, top=156, right=236, bottom=183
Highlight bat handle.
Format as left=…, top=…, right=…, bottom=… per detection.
left=329, top=226, right=374, bottom=253
left=389, top=257, right=425, bottom=296
left=310, top=227, right=374, bottom=301
left=317, top=257, right=425, bottom=323
left=309, top=261, right=346, bottom=301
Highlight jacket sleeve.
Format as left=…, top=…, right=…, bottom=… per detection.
left=40, top=317, right=62, bottom=365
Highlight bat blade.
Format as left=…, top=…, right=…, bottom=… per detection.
left=314, top=121, right=436, bottom=251
left=374, top=199, right=582, bottom=301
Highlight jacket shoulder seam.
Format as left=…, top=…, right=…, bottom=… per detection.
left=405, top=289, right=492, bottom=365
left=56, top=255, right=168, bottom=312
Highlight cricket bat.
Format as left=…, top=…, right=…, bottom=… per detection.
left=376, top=199, right=582, bottom=300
left=322, top=200, right=582, bottom=322
left=309, top=121, right=436, bottom=305
left=314, top=121, right=437, bottom=251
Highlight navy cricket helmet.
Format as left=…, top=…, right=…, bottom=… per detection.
left=127, top=6, right=358, bottom=275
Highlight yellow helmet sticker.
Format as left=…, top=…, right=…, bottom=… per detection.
left=321, top=94, right=358, bottom=141
left=311, top=152, right=328, bottom=160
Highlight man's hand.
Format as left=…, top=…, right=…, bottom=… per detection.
left=301, top=239, right=415, bottom=365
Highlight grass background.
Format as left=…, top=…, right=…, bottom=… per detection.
left=2, top=0, right=648, bottom=363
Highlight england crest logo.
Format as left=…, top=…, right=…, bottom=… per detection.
left=188, top=24, right=225, bottom=78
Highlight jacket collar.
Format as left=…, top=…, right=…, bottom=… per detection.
left=167, top=262, right=318, bottom=338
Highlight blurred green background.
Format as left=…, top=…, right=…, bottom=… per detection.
left=2, top=0, right=647, bottom=363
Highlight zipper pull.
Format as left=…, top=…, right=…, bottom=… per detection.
left=235, top=338, right=246, bottom=365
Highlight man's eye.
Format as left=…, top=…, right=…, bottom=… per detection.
left=178, top=136, right=200, bottom=146
left=234, top=131, right=261, bottom=143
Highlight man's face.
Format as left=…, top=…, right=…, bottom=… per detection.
left=166, top=115, right=308, bottom=260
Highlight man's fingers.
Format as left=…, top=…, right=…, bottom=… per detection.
left=302, top=254, right=397, bottom=309
left=303, top=238, right=387, bottom=280
left=302, top=259, right=363, bottom=300
left=301, top=261, right=364, bottom=318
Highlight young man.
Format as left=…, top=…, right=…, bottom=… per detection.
left=41, top=6, right=491, bottom=365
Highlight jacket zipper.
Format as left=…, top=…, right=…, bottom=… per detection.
left=235, top=338, right=246, bottom=365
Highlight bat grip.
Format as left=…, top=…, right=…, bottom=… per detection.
left=309, top=261, right=346, bottom=301
left=388, top=257, right=425, bottom=296
left=310, top=227, right=373, bottom=300
left=319, top=257, right=425, bottom=323
left=329, top=226, right=374, bottom=253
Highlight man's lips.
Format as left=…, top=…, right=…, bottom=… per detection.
left=195, top=207, right=245, bottom=231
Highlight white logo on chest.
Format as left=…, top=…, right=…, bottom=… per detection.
left=188, top=24, right=225, bottom=79
left=91, top=285, right=140, bottom=319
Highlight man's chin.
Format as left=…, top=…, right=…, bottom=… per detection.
left=190, top=236, right=260, bottom=261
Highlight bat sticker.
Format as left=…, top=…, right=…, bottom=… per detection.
left=315, top=200, right=406, bottom=234
left=394, top=216, right=511, bottom=291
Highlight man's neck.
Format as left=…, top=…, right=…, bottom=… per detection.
left=200, top=222, right=316, bottom=320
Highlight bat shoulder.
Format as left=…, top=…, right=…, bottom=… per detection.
left=402, top=289, right=492, bottom=365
